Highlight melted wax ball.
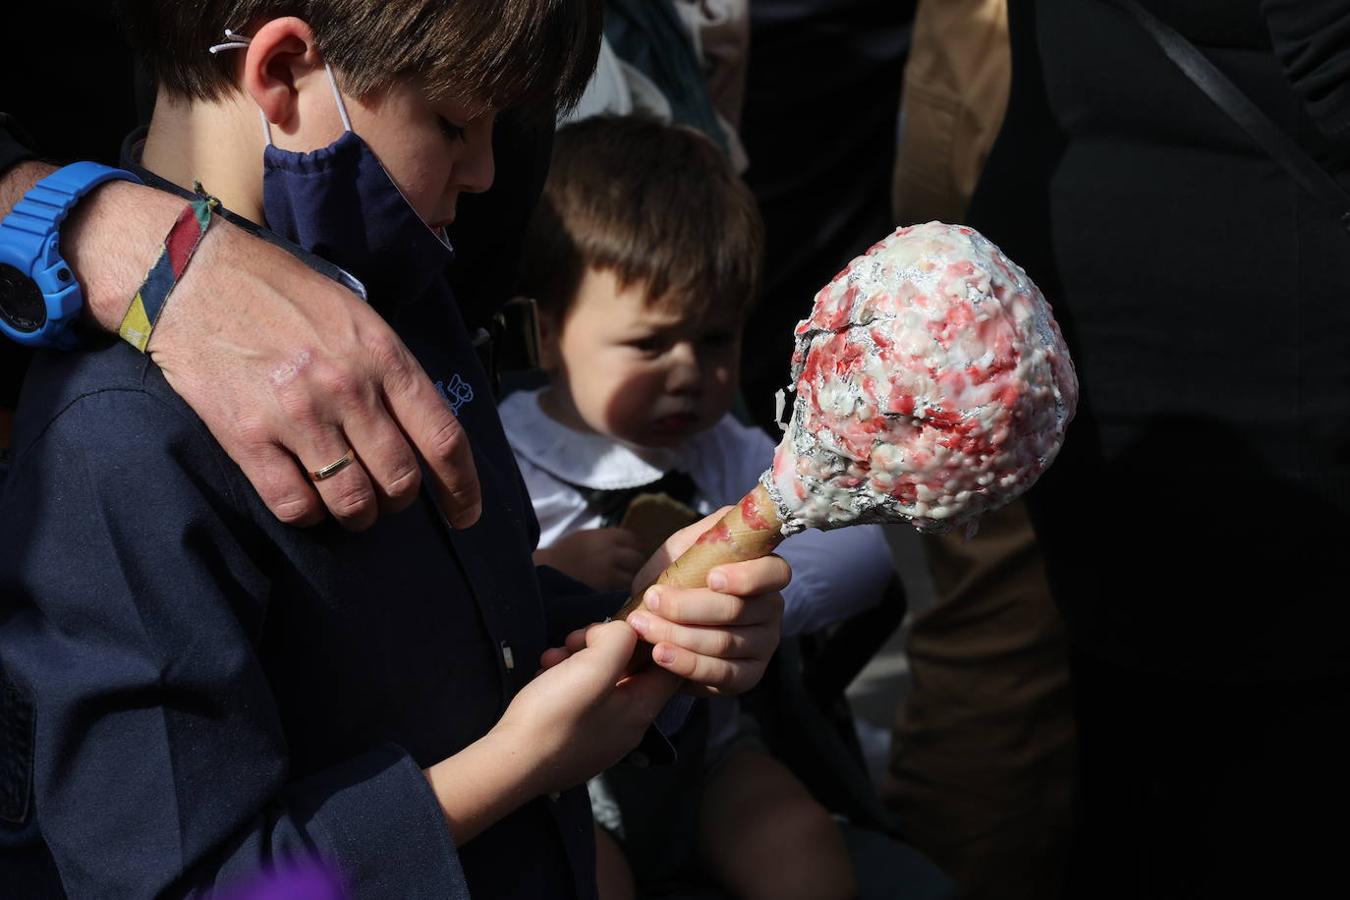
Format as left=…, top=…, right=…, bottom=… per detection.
left=763, top=222, right=1078, bottom=535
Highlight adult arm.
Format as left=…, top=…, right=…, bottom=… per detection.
left=1262, top=0, right=1350, bottom=142
left=0, top=154, right=480, bottom=532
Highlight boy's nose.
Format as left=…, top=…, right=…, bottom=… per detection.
left=666, top=343, right=702, bottom=394
left=457, top=113, right=496, bottom=194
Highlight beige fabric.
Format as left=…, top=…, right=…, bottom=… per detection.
left=888, top=10, right=1072, bottom=896
left=674, top=0, right=751, bottom=127
left=892, top=0, right=1012, bottom=224
left=674, top=0, right=751, bottom=172
left=883, top=499, right=1074, bottom=900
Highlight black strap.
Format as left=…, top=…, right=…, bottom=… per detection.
left=1114, top=0, right=1350, bottom=230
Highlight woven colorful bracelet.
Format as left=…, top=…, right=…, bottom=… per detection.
left=118, top=184, right=220, bottom=352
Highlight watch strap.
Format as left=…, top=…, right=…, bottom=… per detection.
left=0, top=162, right=142, bottom=346
left=3, top=162, right=143, bottom=267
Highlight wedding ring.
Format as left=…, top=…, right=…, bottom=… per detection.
left=310, top=448, right=355, bottom=482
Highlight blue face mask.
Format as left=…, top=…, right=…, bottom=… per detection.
left=209, top=31, right=454, bottom=307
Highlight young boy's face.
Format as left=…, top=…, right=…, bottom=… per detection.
left=328, top=77, right=496, bottom=230
left=543, top=267, right=743, bottom=449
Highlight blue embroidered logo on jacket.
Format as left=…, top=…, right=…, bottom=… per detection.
left=435, top=374, right=475, bottom=414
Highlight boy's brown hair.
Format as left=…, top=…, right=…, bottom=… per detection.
left=117, top=0, right=601, bottom=114
left=519, top=116, right=764, bottom=325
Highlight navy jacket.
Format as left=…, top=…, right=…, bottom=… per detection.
left=0, top=172, right=623, bottom=897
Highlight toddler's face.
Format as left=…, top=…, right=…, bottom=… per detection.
left=543, top=267, right=742, bottom=448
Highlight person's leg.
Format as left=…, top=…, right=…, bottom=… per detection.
left=883, top=499, right=1075, bottom=900
left=594, top=824, right=636, bottom=900
left=699, top=749, right=855, bottom=900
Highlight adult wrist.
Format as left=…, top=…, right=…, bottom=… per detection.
left=62, top=179, right=188, bottom=333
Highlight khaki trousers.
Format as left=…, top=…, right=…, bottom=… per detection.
left=882, top=500, right=1074, bottom=900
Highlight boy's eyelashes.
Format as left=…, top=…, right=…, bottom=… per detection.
left=623, top=331, right=739, bottom=354
left=436, top=115, right=467, bottom=143
left=626, top=336, right=666, bottom=354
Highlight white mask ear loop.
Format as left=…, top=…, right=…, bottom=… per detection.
left=208, top=29, right=275, bottom=145
left=323, top=64, right=355, bottom=133
left=207, top=29, right=353, bottom=144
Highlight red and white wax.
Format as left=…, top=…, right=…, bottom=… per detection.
left=763, top=222, right=1078, bottom=535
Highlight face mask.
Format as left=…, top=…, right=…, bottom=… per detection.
left=209, top=30, right=454, bottom=306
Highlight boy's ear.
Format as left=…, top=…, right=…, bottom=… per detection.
left=537, top=307, right=562, bottom=371
left=242, top=17, right=324, bottom=136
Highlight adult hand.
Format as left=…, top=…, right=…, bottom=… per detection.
left=63, top=180, right=481, bottom=531
left=533, top=527, right=646, bottom=591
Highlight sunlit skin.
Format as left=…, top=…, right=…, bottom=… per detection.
left=307, top=78, right=496, bottom=231
left=125, top=14, right=791, bottom=859
left=539, top=266, right=744, bottom=449
left=142, top=17, right=496, bottom=233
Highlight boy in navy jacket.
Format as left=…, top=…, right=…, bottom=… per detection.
left=0, top=2, right=788, bottom=897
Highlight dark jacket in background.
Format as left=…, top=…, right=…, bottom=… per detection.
left=968, top=3, right=1350, bottom=895
left=968, top=0, right=1350, bottom=681
left=736, top=0, right=915, bottom=432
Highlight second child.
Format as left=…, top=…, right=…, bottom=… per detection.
left=501, top=116, right=895, bottom=900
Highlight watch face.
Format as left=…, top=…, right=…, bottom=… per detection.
left=0, top=264, right=45, bottom=333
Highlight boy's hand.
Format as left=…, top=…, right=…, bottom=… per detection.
left=628, top=510, right=789, bottom=695
left=426, top=622, right=680, bottom=840
left=494, top=621, right=681, bottom=796
left=533, top=528, right=646, bottom=591
left=542, top=511, right=790, bottom=696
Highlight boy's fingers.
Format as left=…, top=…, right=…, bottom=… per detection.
left=613, top=547, right=646, bottom=575
left=634, top=586, right=780, bottom=627
left=575, top=621, right=640, bottom=685
left=618, top=666, right=685, bottom=721
left=627, top=615, right=758, bottom=659
left=539, top=647, right=570, bottom=669
left=599, top=528, right=644, bottom=551
left=649, top=643, right=756, bottom=694
left=563, top=624, right=605, bottom=655
left=707, top=555, right=792, bottom=597
left=382, top=357, right=482, bottom=529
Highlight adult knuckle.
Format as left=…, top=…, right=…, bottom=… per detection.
left=381, top=462, right=421, bottom=502
left=234, top=417, right=275, bottom=450
left=367, top=331, right=412, bottom=380
left=273, top=381, right=322, bottom=425
left=426, top=414, right=467, bottom=463
left=315, top=363, right=362, bottom=404
left=328, top=478, right=376, bottom=519
left=269, top=489, right=320, bottom=525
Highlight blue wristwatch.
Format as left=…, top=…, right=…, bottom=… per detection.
left=0, top=161, right=143, bottom=348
